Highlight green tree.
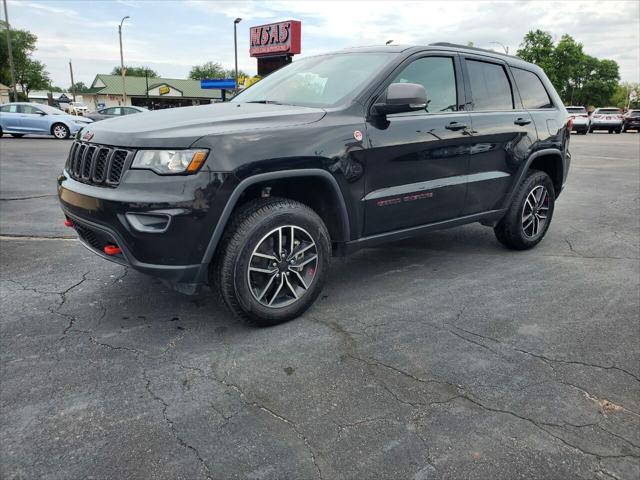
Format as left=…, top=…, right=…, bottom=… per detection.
left=611, top=83, right=640, bottom=109
left=552, top=34, right=584, bottom=102
left=517, top=30, right=620, bottom=107
left=188, top=61, right=247, bottom=80
left=69, top=81, right=89, bottom=93
left=516, top=29, right=556, bottom=84
left=111, top=65, right=158, bottom=77
left=0, top=21, right=50, bottom=98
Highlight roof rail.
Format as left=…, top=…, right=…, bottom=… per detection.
left=429, top=42, right=515, bottom=58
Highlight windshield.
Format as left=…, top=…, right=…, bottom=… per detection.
left=232, top=52, right=394, bottom=108
left=566, top=107, right=586, bottom=113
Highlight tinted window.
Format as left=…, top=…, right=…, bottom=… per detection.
left=21, top=105, right=44, bottom=114
left=123, top=107, right=138, bottom=115
left=512, top=68, right=552, bottom=109
left=466, top=60, right=513, bottom=110
left=566, top=107, right=586, bottom=114
left=0, top=104, right=18, bottom=113
left=597, top=109, right=620, bottom=114
left=391, top=56, right=458, bottom=113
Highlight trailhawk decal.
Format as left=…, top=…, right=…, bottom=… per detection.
left=363, top=171, right=511, bottom=204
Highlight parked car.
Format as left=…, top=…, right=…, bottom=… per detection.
left=622, top=109, right=640, bottom=132
left=0, top=102, right=93, bottom=139
left=566, top=106, right=589, bottom=134
left=589, top=107, right=623, bottom=133
left=65, top=102, right=90, bottom=116
left=59, top=43, right=571, bottom=325
left=85, top=105, right=148, bottom=122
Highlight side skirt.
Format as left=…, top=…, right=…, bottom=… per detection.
left=341, top=209, right=506, bottom=254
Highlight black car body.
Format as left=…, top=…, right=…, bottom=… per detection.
left=623, top=109, right=640, bottom=132
left=58, top=43, right=571, bottom=323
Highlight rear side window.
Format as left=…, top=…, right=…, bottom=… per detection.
left=391, top=56, right=458, bottom=113
left=0, top=105, right=19, bottom=113
left=466, top=59, right=513, bottom=110
left=512, top=68, right=553, bottom=109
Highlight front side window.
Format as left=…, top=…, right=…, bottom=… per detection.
left=232, top=52, right=395, bottom=108
left=512, top=68, right=553, bottom=109
left=466, top=59, right=514, bottom=110
left=391, top=56, right=458, bottom=113
left=21, top=105, right=44, bottom=115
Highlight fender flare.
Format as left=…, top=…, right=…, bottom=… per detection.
left=502, top=148, right=564, bottom=209
left=199, top=168, right=351, bottom=271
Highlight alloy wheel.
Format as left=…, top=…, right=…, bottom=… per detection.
left=247, top=225, right=318, bottom=308
left=521, top=185, right=549, bottom=238
left=53, top=125, right=68, bottom=139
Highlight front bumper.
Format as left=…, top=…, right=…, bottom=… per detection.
left=58, top=166, right=234, bottom=292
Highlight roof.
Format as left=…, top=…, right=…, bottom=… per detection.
left=90, top=74, right=222, bottom=99
left=334, top=43, right=532, bottom=68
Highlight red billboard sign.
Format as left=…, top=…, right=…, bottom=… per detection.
left=250, top=20, right=301, bottom=57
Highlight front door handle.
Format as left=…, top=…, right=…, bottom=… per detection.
left=445, top=121, right=468, bottom=131
left=514, top=117, right=532, bottom=126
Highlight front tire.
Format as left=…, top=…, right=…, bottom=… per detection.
left=51, top=123, right=70, bottom=139
left=494, top=170, right=555, bottom=250
left=213, top=197, right=331, bottom=326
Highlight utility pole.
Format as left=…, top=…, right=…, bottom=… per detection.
left=118, top=16, right=130, bottom=105
left=69, top=59, right=76, bottom=102
left=234, top=18, right=242, bottom=93
left=2, top=0, right=18, bottom=102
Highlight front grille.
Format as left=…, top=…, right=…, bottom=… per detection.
left=66, top=141, right=133, bottom=187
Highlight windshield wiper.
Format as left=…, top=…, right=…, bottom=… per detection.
left=244, top=100, right=285, bottom=105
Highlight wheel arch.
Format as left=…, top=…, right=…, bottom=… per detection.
left=199, top=169, right=350, bottom=273
left=502, top=148, right=565, bottom=210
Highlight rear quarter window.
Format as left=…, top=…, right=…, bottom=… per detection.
left=512, top=68, right=553, bottom=109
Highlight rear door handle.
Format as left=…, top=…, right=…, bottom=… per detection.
left=514, top=117, right=532, bottom=126
left=445, top=121, right=468, bottom=131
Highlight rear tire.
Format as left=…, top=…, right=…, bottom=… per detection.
left=615, top=128, right=621, bottom=134
left=494, top=170, right=555, bottom=250
left=213, top=197, right=331, bottom=326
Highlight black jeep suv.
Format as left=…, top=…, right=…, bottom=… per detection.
left=58, top=43, right=570, bottom=325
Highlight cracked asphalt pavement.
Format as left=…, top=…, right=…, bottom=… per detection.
left=1, top=133, right=639, bottom=479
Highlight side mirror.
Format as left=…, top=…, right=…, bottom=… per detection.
left=38, top=111, right=47, bottom=116
left=372, top=82, right=427, bottom=116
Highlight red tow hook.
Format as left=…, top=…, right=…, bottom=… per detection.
left=64, top=219, right=73, bottom=227
left=103, top=245, right=122, bottom=256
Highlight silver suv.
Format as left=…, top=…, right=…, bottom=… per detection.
left=589, top=107, right=623, bottom=134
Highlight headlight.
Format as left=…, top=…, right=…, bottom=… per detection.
left=131, top=149, right=209, bottom=175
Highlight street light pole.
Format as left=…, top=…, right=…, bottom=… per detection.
left=69, top=59, right=76, bottom=102
left=234, top=17, right=242, bottom=93
left=2, top=0, right=18, bottom=102
left=118, top=15, right=130, bottom=105
left=489, top=41, right=509, bottom=55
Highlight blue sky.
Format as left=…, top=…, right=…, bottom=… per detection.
left=6, top=0, right=640, bottom=88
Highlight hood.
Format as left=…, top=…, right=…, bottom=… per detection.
left=82, top=102, right=326, bottom=148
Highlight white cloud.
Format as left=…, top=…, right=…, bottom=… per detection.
left=8, top=0, right=639, bottom=87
